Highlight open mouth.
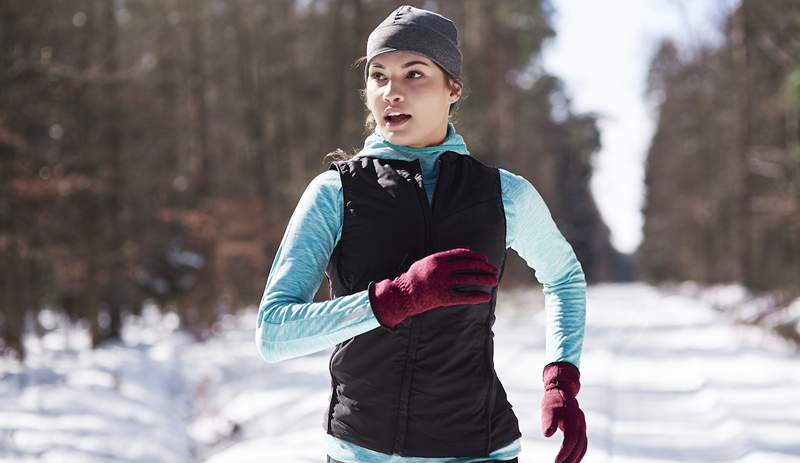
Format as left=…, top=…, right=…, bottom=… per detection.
left=384, top=113, right=412, bottom=127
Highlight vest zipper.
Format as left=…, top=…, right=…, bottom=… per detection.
left=393, top=160, right=431, bottom=453
left=393, top=156, right=449, bottom=452
left=412, top=162, right=431, bottom=253
left=413, top=154, right=448, bottom=254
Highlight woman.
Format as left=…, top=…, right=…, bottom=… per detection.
left=256, top=5, right=587, bottom=463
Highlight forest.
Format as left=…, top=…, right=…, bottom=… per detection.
left=638, top=1, right=799, bottom=305
left=1, top=0, right=797, bottom=358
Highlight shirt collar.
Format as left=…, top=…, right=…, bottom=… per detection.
left=352, top=122, right=470, bottom=161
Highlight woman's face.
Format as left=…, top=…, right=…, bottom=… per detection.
left=365, top=50, right=461, bottom=148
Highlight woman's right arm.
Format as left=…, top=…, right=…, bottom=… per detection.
left=255, top=170, right=380, bottom=363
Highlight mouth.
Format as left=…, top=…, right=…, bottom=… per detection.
left=383, top=112, right=412, bottom=128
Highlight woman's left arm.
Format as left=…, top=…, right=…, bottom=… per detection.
left=500, top=169, right=588, bottom=462
left=499, top=168, right=587, bottom=370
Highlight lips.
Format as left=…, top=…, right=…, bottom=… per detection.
left=383, top=111, right=412, bottom=127
left=383, top=107, right=411, bottom=124
left=385, top=114, right=411, bottom=123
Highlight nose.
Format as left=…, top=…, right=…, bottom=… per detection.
left=383, top=79, right=403, bottom=104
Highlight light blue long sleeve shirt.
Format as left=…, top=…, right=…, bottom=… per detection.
left=255, top=123, right=587, bottom=462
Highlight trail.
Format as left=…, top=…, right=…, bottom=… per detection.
left=1, top=283, right=798, bottom=462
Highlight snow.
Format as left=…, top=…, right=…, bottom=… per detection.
left=671, top=282, right=800, bottom=343
left=1, top=283, right=799, bottom=462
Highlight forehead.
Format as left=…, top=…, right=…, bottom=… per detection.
left=368, top=50, right=433, bottom=68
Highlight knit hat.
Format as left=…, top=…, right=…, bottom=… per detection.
left=365, top=5, right=463, bottom=85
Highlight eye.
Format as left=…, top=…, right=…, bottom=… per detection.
left=369, top=70, right=424, bottom=82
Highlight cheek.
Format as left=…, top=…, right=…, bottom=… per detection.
left=366, top=92, right=382, bottom=112
left=420, top=91, right=450, bottom=115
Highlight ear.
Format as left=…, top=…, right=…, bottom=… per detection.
left=449, top=81, right=462, bottom=105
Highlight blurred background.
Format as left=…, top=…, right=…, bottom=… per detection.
left=3, top=0, right=798, bottom=355
left=1, top=1, right=799, bottom=460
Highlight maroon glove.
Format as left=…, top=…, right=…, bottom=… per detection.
left=368, top=248, right=500, bottom=328
left=542, top=361, right=587, bottom=463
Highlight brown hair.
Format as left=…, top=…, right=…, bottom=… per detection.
left=323, top=55, right=465, bottom=164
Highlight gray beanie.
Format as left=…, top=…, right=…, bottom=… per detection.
left=365, top=5, right=463, bottom=84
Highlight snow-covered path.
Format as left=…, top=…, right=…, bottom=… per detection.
left=571, top=284, right=800, bottom=463
left=1, top=283, right=799, bottom=462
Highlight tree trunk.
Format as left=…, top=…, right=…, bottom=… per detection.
left=732, top=0, right=754, bottom=287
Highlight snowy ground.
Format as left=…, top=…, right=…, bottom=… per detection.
left=1, top=282, right=799, bottom=463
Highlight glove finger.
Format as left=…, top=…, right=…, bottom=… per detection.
left=576, top=432, right=588, bottom=463
left=577, top=409, right=588, bottom=462
left=450, top=258, right=499, bottom=276
left=440, top=247, right=490, bottom=263
left=566, top=425, right=587, bottom=463
left=447, top=288, right=492, bottom=305
left=450, top=260, right=500, bottom=274
left=541, top=394, right=559, bottom=437
left=555, top=423, right=579, bottom=463
left=542, top=417, right=558, bottom=438
left=452, top=271, right=500, bottom=287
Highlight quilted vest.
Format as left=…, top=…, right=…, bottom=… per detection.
left=323, top=151, right=521, bottom=457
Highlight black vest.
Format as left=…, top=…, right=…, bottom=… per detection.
left=323, top=151, right=521, bottom=457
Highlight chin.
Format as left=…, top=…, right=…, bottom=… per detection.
left=385, top=133, right=416, bottom=146
left=381, top=129, right=404, bottom=142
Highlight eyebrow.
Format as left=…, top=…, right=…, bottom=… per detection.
left=369, top=60, right=431, bottom=69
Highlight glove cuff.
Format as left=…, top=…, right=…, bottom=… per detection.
left=542, top=361, right=581, bottom=397
left=368, top=278, right=410, bottom=328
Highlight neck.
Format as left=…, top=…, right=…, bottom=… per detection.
left=383, top=122, right=451, bottom=151
left=407, top=123, right=449, bottom=148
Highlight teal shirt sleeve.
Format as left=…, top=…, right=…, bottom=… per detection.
left=256, top=163, right=587, bottom=374
left=255, top=170, right=380, bottom=364
left=499, top=168, right=587, bottom=370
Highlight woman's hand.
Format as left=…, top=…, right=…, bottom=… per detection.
left=368, top=247, right=500, bottom=328
left=541, top=361, right=587, bottom=463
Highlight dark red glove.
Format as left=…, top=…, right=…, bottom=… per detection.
left=368, top=248, right=500, bottom=328
left=542, top=361, right=587, bottom=463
